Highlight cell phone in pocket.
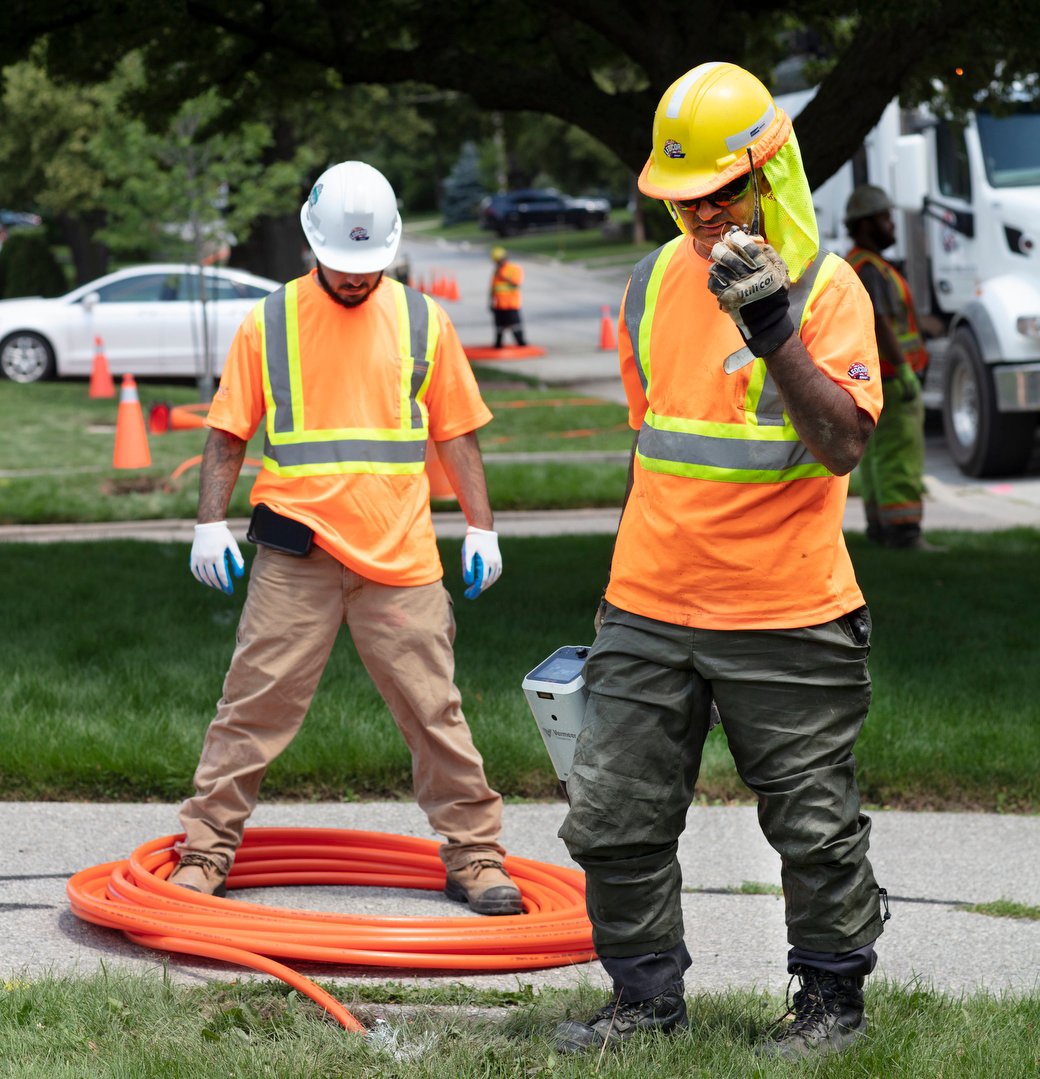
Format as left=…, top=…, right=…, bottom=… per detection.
left=246, top=503, right=314, bottom=556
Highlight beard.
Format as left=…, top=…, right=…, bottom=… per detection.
left=316, top=265, right=383, bottom=308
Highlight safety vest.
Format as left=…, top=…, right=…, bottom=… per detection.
left=257, top=277, right=439, bottom=477
left=846, top=247, right=928, bottom=377
left=491, top=262, right=523, bottom=310
left=623, top=238, right=842, bottom=484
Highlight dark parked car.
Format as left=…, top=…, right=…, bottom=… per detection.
left=478, top=188, right=610, bottom=236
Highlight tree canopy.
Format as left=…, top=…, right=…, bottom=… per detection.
left=3, top=0, right=1037, bottom=191
left=2, top=0, right=1036, bottom=283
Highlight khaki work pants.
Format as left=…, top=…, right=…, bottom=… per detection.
left=178, top=545, right=505, bottom=874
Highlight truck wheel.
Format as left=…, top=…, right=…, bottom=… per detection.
left=942, top=328, right=1037, bottom=477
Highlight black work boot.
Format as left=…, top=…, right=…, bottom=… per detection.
left=756, top=967, right=867, bottom=1060
left=555, top=981, right=688, bottom=1053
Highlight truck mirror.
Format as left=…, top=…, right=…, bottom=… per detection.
left=892, top=134, right=928, bottom=212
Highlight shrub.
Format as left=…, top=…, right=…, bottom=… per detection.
left=0, top=230, right=68, bottom=298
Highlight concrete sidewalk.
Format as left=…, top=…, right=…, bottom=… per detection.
left=2, top=800, right=1037, bottom=999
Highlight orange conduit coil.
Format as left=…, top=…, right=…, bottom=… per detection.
left=67, top=827, right=595, bottom=1034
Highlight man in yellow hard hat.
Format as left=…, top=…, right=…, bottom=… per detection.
left=556, top=63, right=887, bottom=1061
left=488, top=246, right=526, bottom=348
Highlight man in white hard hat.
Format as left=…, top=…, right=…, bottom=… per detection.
left=172, top=161, right=521, bottom=917
left=556, top=64, right=888, bottom=1060
left=846, top=184, right=938, bottom=549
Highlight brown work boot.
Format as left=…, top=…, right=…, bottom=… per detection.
left=169, top=852, right=229, bottom=897
left=444, top=858, right=522, bottom=915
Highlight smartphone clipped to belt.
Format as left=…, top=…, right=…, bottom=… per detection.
left=246, top=504, right=314, bottom=556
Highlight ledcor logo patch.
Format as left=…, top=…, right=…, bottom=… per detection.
left=848, top=362, right=870, bottom=381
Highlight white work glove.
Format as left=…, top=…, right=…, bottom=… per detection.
left=461, top=525, right=502, bottom=600
left=190, top=521, right=244, bottom=595
left=707, top=228, right=793, bottom=357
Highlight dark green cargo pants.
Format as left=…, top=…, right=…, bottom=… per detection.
left=559, top=602, right=885, bottom=967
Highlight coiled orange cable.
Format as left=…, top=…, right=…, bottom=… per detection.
left=67, top=827, right=596, bottom=1033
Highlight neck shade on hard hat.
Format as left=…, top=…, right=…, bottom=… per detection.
left=640, top=61, right=819, bottom=282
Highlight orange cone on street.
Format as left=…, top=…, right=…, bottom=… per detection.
left=89, top=336, right=115, bottom=398
left=113, top=373, right=152, bottom=469
left=446, top=275, right=460, bottom=302
left=598, top=305, right=617, bottom=351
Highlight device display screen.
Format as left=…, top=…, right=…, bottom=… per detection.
left=530, top=653, right=585, bottom=684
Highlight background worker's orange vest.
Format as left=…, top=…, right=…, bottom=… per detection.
left=847, top=247, right=928, bottom=378
left=491, top=262, right=523, bottom=310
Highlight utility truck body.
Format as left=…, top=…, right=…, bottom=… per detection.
left=780, top=89, right=1040, bottom=476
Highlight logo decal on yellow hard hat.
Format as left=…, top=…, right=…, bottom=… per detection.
left=664, top=139, right=685, bottom=159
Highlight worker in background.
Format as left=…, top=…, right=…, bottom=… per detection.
left=489, top=245, right=526, bottom=348
left=173, top=160, right=521, bottom=918
left=846, top=184, right=940, bottom=549
left=556, top=63, right=888, bottom=1061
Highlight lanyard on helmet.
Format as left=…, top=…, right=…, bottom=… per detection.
left=748, top=148, right=761, bottom=237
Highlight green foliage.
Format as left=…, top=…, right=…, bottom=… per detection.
left=0, top=229, right=67, bottom=297
left=441, top=141, right=487, bottom=225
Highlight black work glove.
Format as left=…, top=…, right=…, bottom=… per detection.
left=707, top=228, right=793, bottom=357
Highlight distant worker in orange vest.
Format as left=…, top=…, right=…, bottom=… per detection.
left=173, top=160, right=520, bottom=917
left=845, top=184, right=941, bottom=550
left=489, top=245, right=527, bottom=348
left=555, top=63, right=888, bottom=1061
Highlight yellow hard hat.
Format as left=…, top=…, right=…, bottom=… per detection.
left=639, top=62, right=791, bottom=201
left=490, top=246, right=506, bottom=261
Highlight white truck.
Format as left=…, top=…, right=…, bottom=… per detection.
left=780, top=89, right=1040, bottom=477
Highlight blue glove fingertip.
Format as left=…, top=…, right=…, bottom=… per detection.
left=463, top=554, right=484, bottom=600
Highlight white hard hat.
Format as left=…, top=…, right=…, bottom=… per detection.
left=300, top=161, right=402, bottom=273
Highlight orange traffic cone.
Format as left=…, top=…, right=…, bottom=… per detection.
left=89, top=336, right=115, bottom=398
left=445, top=275, right=460, bottom=302
left=425, top=440, right=457, bottom=502
left=113, top=374, right=152, bottom=469
left=598, top=305, right=617, bottom=351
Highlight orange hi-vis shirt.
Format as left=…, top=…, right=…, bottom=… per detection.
left=491, top=262, right=523, bottom=310
left=607, top=236, right=882, bottom=630
left=207, top=270, right=492, bottom=586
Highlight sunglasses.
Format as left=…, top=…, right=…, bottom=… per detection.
left=675, top=173, right=753, bottom=211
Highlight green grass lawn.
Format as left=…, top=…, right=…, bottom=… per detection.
left=1, top=530, right=1037, bottom=810
left=0, top=381, right=630, bottom=523
left=3, top=970, right=1037, bottom=1079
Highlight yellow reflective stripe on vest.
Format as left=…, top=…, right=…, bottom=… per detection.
left=623, top=237, right=682, bottom=397
left=259, top=278, right=436, bottom=476
left=628, top=246, right=836, bottom=482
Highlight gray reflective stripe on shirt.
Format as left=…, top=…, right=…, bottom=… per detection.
left=263, top=286, right=294, bottom=436
left=637, top=423, right=820, bottom=475
left=261, top=433, right=428, bottom=468
left=403, top=285, right=432, bottom=429
left=623, top=241, right=678, bottom=395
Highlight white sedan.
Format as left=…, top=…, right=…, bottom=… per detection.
left=0, top=263, right=280, bottom=383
